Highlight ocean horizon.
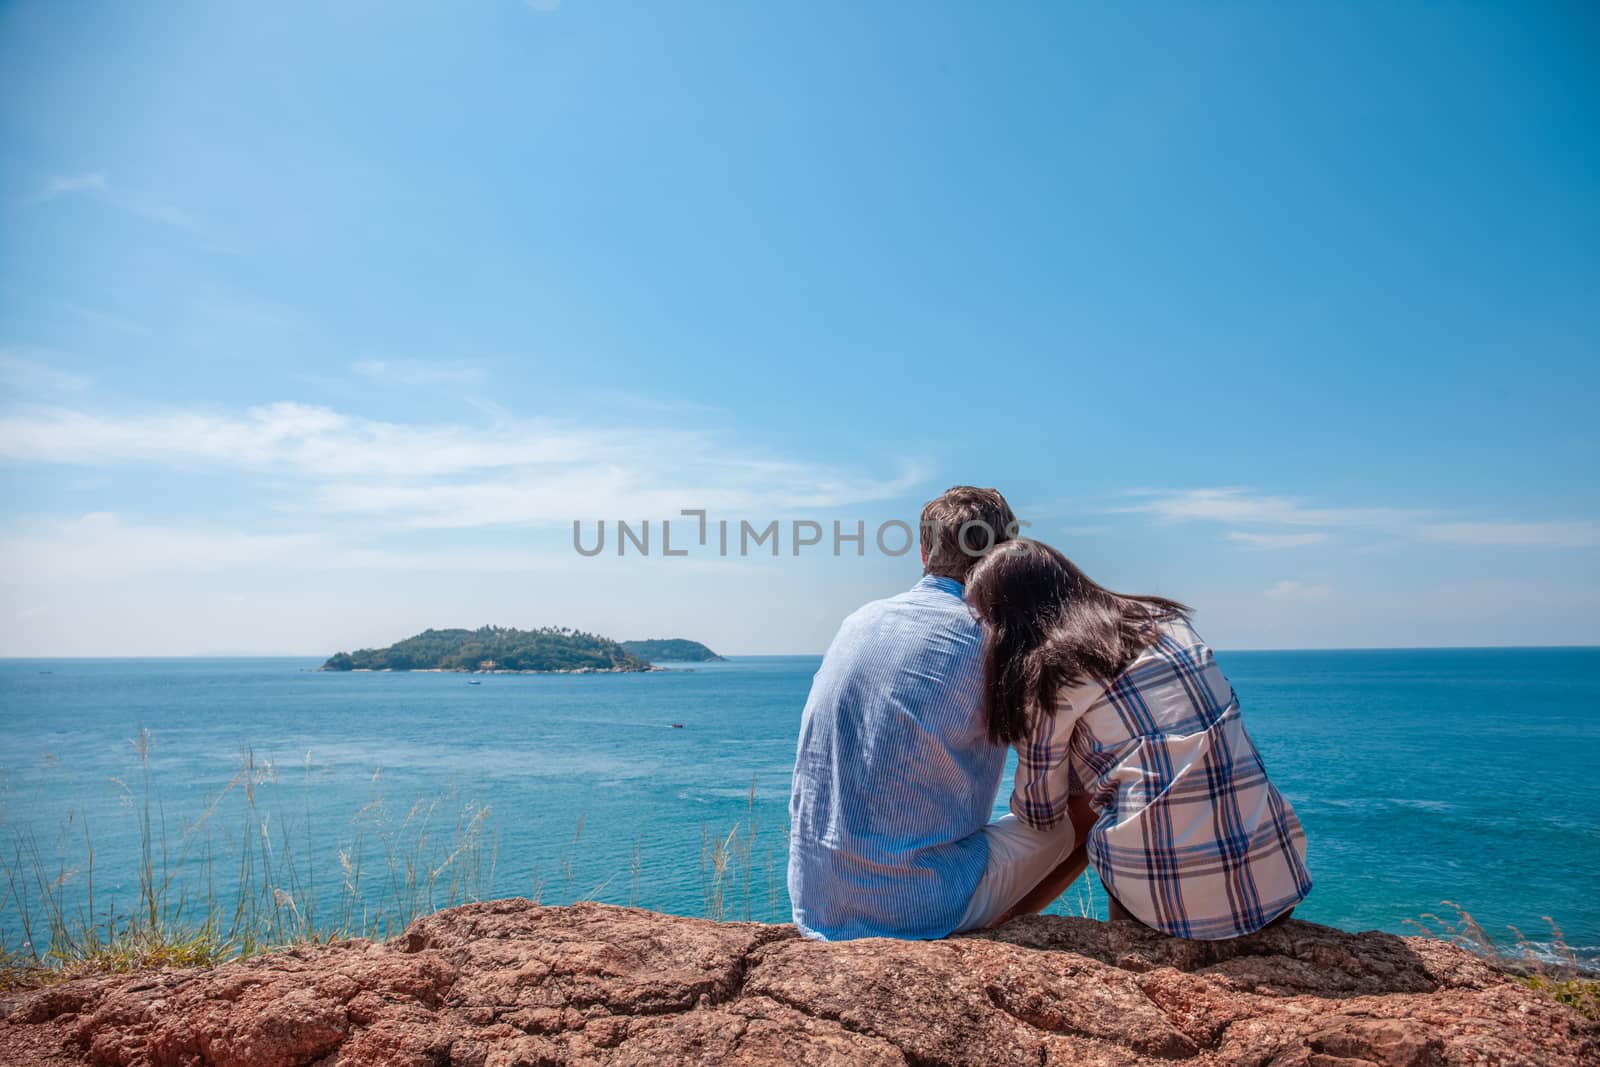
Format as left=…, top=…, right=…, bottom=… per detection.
left=9, top=642, right=1599, bottom=660
left=3, top=647, right=1597, bottom=965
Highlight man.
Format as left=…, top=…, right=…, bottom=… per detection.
left=787, top=486, right=1097, bottom=940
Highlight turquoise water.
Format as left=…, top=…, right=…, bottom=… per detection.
left=1, top=649, right=1596, bottom=962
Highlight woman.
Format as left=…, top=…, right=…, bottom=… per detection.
left=965, top=539, right=1311, bottom=939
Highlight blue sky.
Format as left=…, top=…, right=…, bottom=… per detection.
left=1, top=1, right=1596, bottom=655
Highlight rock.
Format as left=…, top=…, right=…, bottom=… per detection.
left=1, top=901, right=1594, bottom=1066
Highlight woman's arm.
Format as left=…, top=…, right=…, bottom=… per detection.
left=991, top=792, right=1099, bottom=925
left=1008, top=680, right=1098, bottom=831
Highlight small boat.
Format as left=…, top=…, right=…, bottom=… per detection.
left=467, top=680, right=482, bottom=686
left=670, top=723, right=684, bottom=729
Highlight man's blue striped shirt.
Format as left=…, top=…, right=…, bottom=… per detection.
left=787, top=575, right=1006, bottom=940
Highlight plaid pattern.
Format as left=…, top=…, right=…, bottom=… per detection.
left=1012, top=617, right=1312, bottom=939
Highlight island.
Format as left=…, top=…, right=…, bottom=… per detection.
left=620, top=638, right=724, bottom=662
left=320, top=626, right=651, bottom=673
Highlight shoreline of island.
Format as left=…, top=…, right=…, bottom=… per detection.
left=322, top=664, right=667, bottom=674
left=318, top=626, right=722, bottom=673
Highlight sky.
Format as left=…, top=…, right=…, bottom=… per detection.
left=1, top=1, right=1597, bottom=656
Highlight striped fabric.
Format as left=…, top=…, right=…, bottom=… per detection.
left=788, top=575, right=1006, bottom=941
left=1012, top=617, right=1312, bottom=939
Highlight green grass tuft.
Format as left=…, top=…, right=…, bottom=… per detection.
left=1521, top=975, right=1600, bottom=1021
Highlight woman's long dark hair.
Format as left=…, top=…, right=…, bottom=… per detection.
left=966, top=539, right=1190, bottom=745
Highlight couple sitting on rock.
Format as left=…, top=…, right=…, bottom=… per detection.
left=787, top=486, right=1312, bottom=941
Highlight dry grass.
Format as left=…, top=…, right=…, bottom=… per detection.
left=699, top=776, right=783, bottom=922
left=0, top=729, right=496, bottom=988
left=24, top=738, right=1592, bottom=1025
left=1406, top=900, right=1598, bottom=1020
left=2, top=736, right=790, bottom=989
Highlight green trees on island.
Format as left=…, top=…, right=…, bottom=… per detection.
left=321, top=625, right=650, bottom=672
left=619, top=639, right=724, bottom=662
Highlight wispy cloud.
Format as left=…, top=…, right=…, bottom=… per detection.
left=1122, top=487, right=1419, bottom=529
left=61, top=303, right=151, bottom=336
left=0, top=513, right=574, bottom=581
left=31, top=172, right=199, bottom=232
left=1264, top=579, right=1332, bottom=602
left=1413, top=520, right=1600, bottom=549
left=1226, top=531, right=1330, bottom=549
left=0, top=400, right=926, bottom=527
left=0, top=351, right=92, bottom=393
left=35, top=173, right=108, bottom=201
left=1122, top=488, right=1598, bottom=550
left=352, top=359, right=486, bottom=388
left=585, top=389, right=725, bottom=417
left=0, top=513, right=318, bottom=580
left=0, top=402, right=588, bottom=476
left=129, top=199, right=198, bottom=231
left=311, top=462, right=928, bottom=529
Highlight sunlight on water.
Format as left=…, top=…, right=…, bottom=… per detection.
left=1, top=649, right=1596, bottom=963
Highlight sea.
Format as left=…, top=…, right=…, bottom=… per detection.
left=1, top=648, right=1596, bottom=965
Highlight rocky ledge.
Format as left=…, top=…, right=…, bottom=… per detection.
left=2, top=900, right=1595, bottom=1066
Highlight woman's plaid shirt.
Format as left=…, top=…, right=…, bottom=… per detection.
left=1012, top=617, right=1312, bottom=939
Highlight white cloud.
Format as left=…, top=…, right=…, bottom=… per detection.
left=0, top=402, right=595, bottom=476
left=1123, top=488, right=1597, bottom=550
left=314, top=472, right=741, bottom=528
left=1264, top=580, right=1332, bottom=602
left=0, top=509, right=800, bottom=599
left=35, top=173, right=108, bottom=201
left=0, top=351, right=92, bottom=393
left=130, top=199, right=198, bottom=231
left=0, top=513, right=584, bottom=582
left=352, top=359, right=486, bottom=388
left=0, top=401, right=927, bottom=526
left=61, top=303, right=151, bottom=336
left=0, top=513, right=319, bottom=580
left=31, top=172, right=198, bottom=232
left=1413, top=521, right=1600, bottom=549
left=1226, top=531, right=1330, bottom=549
left=1122, top=487, right=1418, bottom=529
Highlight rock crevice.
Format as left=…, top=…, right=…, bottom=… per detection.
left=2, top=900, right=1594, bottom=1066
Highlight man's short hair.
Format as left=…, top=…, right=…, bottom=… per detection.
left=920, top=486, right=1017, bottom=582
